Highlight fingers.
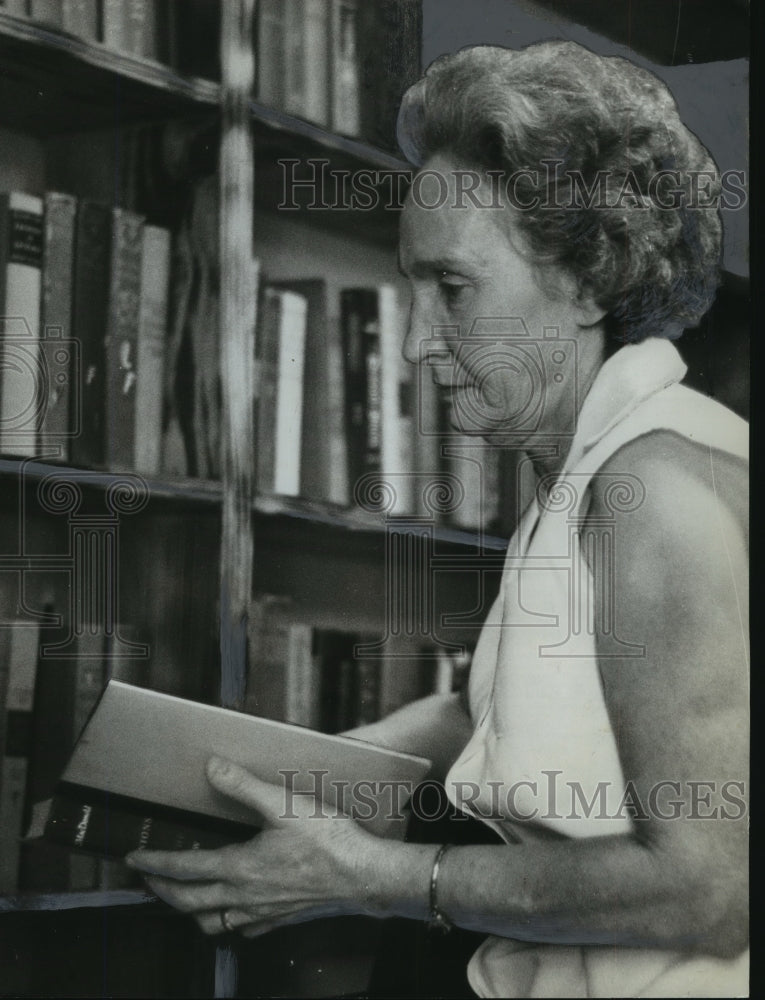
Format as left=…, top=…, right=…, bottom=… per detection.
left=205, top=756, right=290, bottom=826
left=126, top=844, right=236, bottom=880
left=142, top=875, right=233, bottom=914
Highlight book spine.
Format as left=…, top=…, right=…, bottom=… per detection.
left=358, top=0, right=422, bottom=153
left=379, top=284, right=414, bottom=514
left=61, top=0, right=98, bottom=41
left=105, top=207, right=143, bottom=469
left=70, top=200, right=111, bottom=469
left=42, top=788, right=252, bottom=857
left=134, top=224, right=170, bottom=475
left=0, top=1, right=30, bottom=18
left=255, top=288, right=280, bottom=494
left=284, top=0, right=307, bottom=118
left=354, top=654, right=380, bottom=726
left=0, top=623, right=40, bottom=891
left=273, top=290, right=306, bottom=497
left=302, top=0, right=330, bottom=126
left=0, top=192, right=43, bottom=458
left=244, top=594, right=293, bottom=722
left=285, top=623, right=317, bottom=727
left=28, top=0, right=61, bottom=27
left=326, top=314, right=349, bottom=505
left=360, top=294, right=383, bottom=480
left=256, top=0, right=286, bottom=109
left=123, top=0, right=157, bottom=59
left=329, top=0, right=360, bottom=136
left=0, top=192, right=45, bottom=456
left=39, top=191, right=76, bottom=461
left=101, top=0, right=124, bottom=49
left=341, top=289, right=381, bottom=497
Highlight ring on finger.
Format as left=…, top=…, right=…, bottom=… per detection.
left=220, top=908, right=236, bottom=934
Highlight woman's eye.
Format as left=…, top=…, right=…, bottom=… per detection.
left=439, top=275, right=471, bottom=307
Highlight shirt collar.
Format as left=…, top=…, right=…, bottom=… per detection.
left=564, top=337, right=688, bottom=472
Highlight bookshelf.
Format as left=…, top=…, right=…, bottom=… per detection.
left=0, top=1, right=501, bottom=996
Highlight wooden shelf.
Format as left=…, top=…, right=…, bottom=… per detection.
left=0, top=457, right=509, bottom=550
left=0, top=888, right=157, bottom=912
left=0, top=13, right=219, bottom=134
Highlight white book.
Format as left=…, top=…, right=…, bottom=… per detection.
left=45, top=680, right=432, bottom=842
left=134, top=225, right=171, bottom=475
left=0, top=192, right=43, bottom=458
left=302, top=0, right=330, bottom=125
left=258, top=288, right=307, bottom=498
left=285, top=0, right=330, bottom=125
left=329, top=0, right=360, bottom=135
left=273, top=290, right=307, bottom=496
left=379, top=284, right=414, bottom=515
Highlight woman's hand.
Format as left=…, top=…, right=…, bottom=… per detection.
left=125, top=755, right=388, bottom=938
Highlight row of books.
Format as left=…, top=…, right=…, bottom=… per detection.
left=244, top=593, right=464, bottom=734
left=0, top=190, right=171, bottom=473
left=256, top=0, right=422, bottom=152
left=0, top=0, right=421, bottom=154
left=0, top=0, right=220, bottom=78
left=0, top=186, right=519, bottom=531
left=0, top=619, right=147, bottom=892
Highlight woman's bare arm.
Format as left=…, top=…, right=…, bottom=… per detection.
left=345, top=691, right=473, bottom=782
left=357, top=437, right=748, bottom=955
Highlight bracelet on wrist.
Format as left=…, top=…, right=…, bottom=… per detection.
left=428, top=843, right=453, bottom=933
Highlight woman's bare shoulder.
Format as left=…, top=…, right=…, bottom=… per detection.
left=587, top=428, right=748, bottom=545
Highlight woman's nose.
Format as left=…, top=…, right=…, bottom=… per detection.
left=401, top=300, right=453, bottom=368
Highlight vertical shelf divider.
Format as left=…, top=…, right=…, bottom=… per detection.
left=219, top=0, right=256, bottom=713
left=217, top=5, right=256, bottom=993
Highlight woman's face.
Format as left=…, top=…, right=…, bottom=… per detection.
left=398, top=153, right=606, bottom=449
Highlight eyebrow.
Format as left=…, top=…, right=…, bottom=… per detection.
left=397, top=251, right=484, bottom=278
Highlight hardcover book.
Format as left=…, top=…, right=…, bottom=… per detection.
left=28, top=680, right=432, bottom=858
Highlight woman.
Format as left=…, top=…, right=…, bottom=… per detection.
left=127, top=42, right=748, bottom=998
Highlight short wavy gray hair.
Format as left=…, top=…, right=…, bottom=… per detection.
left=397, top=42, right=723, bottom=343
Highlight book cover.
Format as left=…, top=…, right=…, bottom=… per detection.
left=379, top=283, right=415, bottom=514
left=271, top=279, right=345, bottom=504
left=257, top=0, right=287, bottom=110
left=29, top=680, right=431, bottom=857
left=244, top=593, right=293, bottom=723
left=285, top=620, right=317, bottom=728
left=134, top=224, right=170, bottom=475
left=101, top=0, right=124, bottom=49
left=105, top=207, right=144, bottom=469
left=61, top=0, right=98, bottom=41
left=0, top=191, right=43, bottom=458
left=329, top=0, right=361, bottom=136
left=357, top=0, right=422, bottom=153
left=39, top=191, right=76, bottom=460
left=70, top=200, right=111, bottom=469
left=28, top=0, right=61, bottom=27
left=284, top=0, right=330, bottom=126
left=256, top=287, right=307, bottom=497
left=0, top=622, right=40, bottom=891
left=340, top=288, right=384, bottom=498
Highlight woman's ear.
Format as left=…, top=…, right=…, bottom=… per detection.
left=573, top=288, right=607, bottom=327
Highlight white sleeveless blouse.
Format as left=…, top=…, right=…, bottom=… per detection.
left=443, top=338, right=749, bottom=998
